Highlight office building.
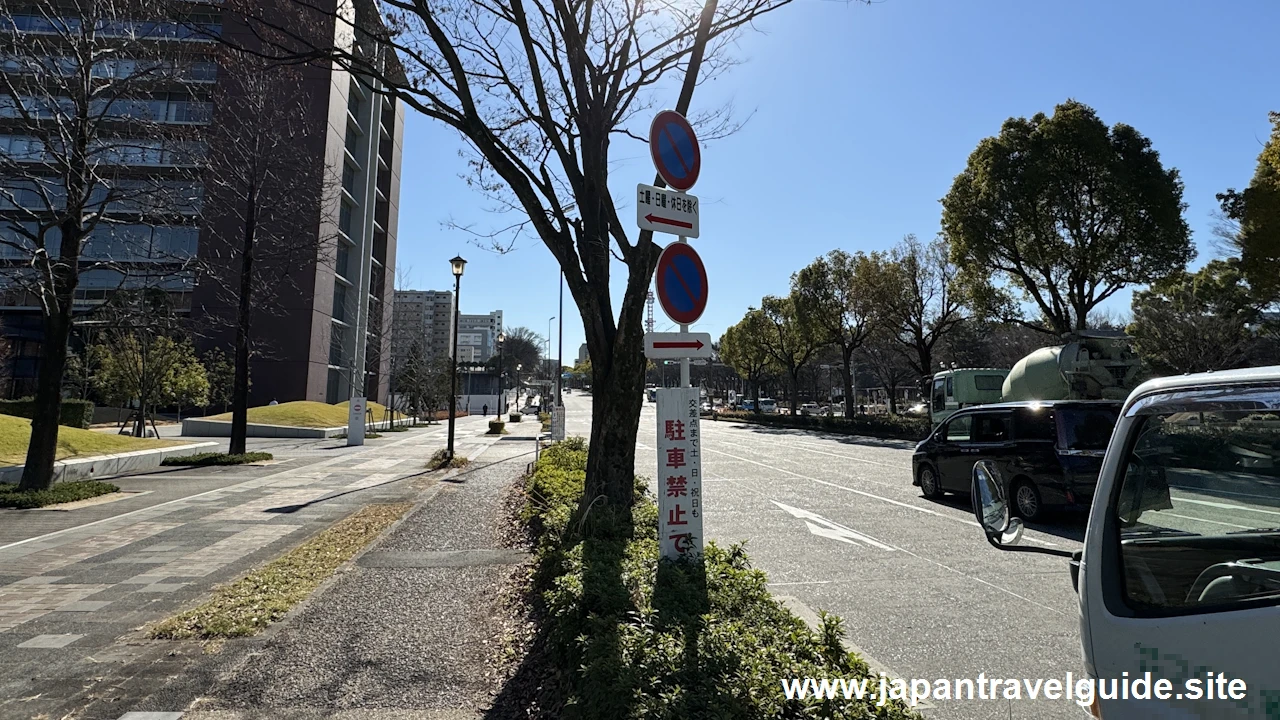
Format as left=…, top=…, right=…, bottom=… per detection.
left=0, top=3, right=404, bottom=405
left=578, top=343, right=589, bottom=366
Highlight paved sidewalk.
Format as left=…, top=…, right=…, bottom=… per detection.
left=180, top=432, right=539, bottom=719
left=0, top=414, right=512, bottom=720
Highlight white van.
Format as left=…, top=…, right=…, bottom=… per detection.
left=758, top=398, right=778, bottom=414
left=974, top=366, right=1280, bottom=718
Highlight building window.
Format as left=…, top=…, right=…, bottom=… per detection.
left=336, top=243, right=351, bottom=280
left=339, top=202, right=353, bottom=237
left=342, top=163, right=357, bottom=195
left=345, top=126, right=360, bottom=157
left=332, top=284, right=348, bottom=323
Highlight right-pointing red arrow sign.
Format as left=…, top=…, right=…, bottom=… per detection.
left=653, top=339, right=704, bottom=350
left=645, top=214, right=694, bottom=230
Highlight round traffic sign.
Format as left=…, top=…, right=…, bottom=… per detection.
left=655, top=242, right=708, bottom=325
left=649, top=110, right=700, bottom=192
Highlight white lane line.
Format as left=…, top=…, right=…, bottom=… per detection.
left=1161, top=512, right=1251, bottom=530
left=705, top=444, right=1062, bottom=548
left=1173, top=494, right=1280, bottom=518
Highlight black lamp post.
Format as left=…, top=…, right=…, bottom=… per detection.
left=447, top=255, right=466, bottom=459
left=496, top=331, right=506, bottom=416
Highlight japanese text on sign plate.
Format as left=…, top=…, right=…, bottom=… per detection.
left=639, top=186, right=698, bottom=214
left=660, top=394, right=702, bottom=556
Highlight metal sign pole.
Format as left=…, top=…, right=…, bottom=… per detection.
left=678, top=230, right=691, bottom=388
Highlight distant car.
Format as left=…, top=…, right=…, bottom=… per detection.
left=758, top=398, right=778, bottom=414
left=564, top=388, right=571, bottom=395
left=911, top=400, right=1122, bottom=521
left=799, top=402, right=819, bottom=416
left=700, top=401, right=712, bottom=413
left=520, top=404, right=540, bottom=415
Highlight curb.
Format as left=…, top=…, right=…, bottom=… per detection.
left=0, top=441, right=220, bottom=485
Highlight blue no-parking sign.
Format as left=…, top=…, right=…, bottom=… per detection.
left=649, top=110, right=700, bottom=191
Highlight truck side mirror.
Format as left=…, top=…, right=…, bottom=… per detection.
left=972, top=460, right=1025, bottom=547
left=972, top=459, right=1075, bottom=558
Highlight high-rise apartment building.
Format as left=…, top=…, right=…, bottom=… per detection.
left=0, top=2, right=403, bottom=405
left=391, top=289, right=453, bottom=365
left=457, top=310, right=503, bottom=363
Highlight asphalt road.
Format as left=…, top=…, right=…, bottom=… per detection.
left=562, top=391, right=1087, bottom=720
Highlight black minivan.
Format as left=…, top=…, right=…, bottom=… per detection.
left=911, top=400, right=1122, bottom=520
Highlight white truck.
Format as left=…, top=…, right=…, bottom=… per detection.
left=973, top=366, right=1280, bottom=718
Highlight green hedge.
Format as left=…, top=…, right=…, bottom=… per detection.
left=518, top=437, right=917, bottom=719
left=0, top=397, right=95, bottom=428
left=160, top=452, right=274, bottom=467
left=0, top=480, right=118, bottom=509
left=716, top=410, right=931, bottom=441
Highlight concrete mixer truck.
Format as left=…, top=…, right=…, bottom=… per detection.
left=929, top=331, right=1143, bottom=425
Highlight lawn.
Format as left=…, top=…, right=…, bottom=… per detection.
left=0, top=413, right=182, bottom=467
left=204, top=400, right=403, bottom=429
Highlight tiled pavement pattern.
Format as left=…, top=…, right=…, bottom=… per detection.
left=0, top=415, right=519, bottom=720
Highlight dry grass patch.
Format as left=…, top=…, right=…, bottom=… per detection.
left=149, top=503, right=412, bottom=639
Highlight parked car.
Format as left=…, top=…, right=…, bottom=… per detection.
left=911, top=400, right=1122, bottom=520
left=758, top=398, right=778, bottom=414
left=799, top=402, right=819, bottom=416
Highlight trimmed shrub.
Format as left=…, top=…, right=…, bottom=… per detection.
left=161, top=452, right=273, bottom=467
left=0, top=480, right=119, bottom=509
left=517, top=438, right=918, bottom=719
left=0, top=398, right=95, bottom=429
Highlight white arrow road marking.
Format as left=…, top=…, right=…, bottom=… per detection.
left=773, top=501, right=895, bottom=551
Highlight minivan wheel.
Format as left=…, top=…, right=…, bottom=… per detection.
left=1013, top=480, right=1043, bottom=521
left=919, top=465, right=943, bottom=499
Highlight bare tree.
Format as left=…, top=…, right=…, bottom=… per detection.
left=857, top=330, right=914, bottom=415
left=216, top=0, right=800, bottom=530
left=792, top=249, right=880, bottom=418
left=199, top=53, right=336, bottom=455
left=879, top=234, right=966, bottom=394
left=0, top=0, right=206, bottom=489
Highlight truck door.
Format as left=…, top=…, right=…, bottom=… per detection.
left=1083, top=387, right=1280, bottom=718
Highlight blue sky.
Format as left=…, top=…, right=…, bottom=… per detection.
left=395, top=0, right=1277, bottom=363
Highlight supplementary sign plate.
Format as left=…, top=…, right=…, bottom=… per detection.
left=657, top=387, right=703, bottom=559
left=644, top=332, right=712, bottom=360
left=637, top=183, right=699, bottom=238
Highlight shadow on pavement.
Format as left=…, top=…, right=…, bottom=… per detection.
left=716, top=421, right=921, bottom=451
left=925, top=492, right=1088, bottom=543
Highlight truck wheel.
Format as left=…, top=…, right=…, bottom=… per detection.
left=918, top=464, right=944, bottom=500
left=1013, top=480, right=1043, bottom=522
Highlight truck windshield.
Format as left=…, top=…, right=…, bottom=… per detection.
left=1114, top=402, right=1280, bottom=614
left=1056, top=407, right=1119, bottom=451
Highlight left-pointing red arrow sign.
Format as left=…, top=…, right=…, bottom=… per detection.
left=645, top=214, right=694, bottom=230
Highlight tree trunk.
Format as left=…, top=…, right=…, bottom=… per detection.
left=789, top=369, right=800, bottom=414
left=230, top=198, right=257, bottom=456
left=752, top=374, right=761, bottom=413
left=888, top=385, right=899, bottom=414
left=580, top=300, right=646, bottom=539
left=19, top=311, right=72, bottom=491
left=841, top=344, right=855, bottom=419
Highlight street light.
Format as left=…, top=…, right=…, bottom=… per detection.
left=447, top=255, right=466, bottom=460
left=546, top=315, right=555, bottom=408
left=496, top=331, right=506, bottom=416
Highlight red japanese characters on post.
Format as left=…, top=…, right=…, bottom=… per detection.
left=656, top=387, right=703, bottom=560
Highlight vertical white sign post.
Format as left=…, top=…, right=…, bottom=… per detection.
left=347, top=396, right=367, bottom=446
left=551, top=406, right=565, bottom=442
left=656, top=387, right=702, bottom=559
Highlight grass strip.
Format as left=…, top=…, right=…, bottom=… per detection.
left=149, top=502, right=412, bottom=639
left=0, top=480, right=119, bottom=509
left=160, top=451, right=274, bottom=467
left=515, top=438, right=919, bottom=718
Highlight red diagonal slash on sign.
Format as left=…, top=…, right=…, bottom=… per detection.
left=645, top=214, right=693, bottom=230
left=653, top=340, right=705, bottom=350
